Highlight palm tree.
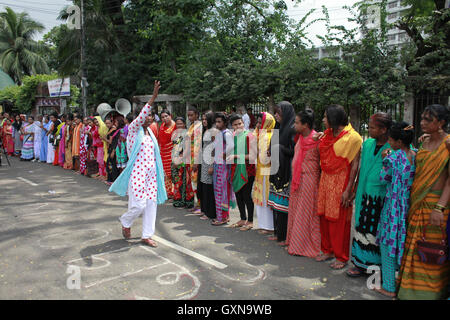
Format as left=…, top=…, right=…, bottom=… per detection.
left=0, top=7, right=49, bottom=84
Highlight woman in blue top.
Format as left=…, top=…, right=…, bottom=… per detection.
left=375, top=121, right=416, bottom=298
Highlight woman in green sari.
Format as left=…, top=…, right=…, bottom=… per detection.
left=347, top=112, right=392, bottom=277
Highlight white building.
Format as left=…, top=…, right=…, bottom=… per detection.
left=361, top=0, right=412, bottom=48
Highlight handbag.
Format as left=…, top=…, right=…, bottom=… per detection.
left=416, top=224, right=448, bottom=265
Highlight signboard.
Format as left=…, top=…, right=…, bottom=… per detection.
left=48, top=78, right=70, bottom=97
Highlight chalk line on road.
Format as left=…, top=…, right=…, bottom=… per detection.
left=152, top=235, right=228, bottom=270
left=17, top=177, right=38, bottom=186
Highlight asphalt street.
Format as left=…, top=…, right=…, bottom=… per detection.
left=0, top=155, right=389, bottom=300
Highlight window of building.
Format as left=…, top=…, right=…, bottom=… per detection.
left=388, top=34, right=397, bottom=42
left=388, top=1, right=398, bottom=9
left=388, top=12, right=398, bottom=20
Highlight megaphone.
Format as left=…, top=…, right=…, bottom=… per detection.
left=96, top=103, right=114, bottom=121
left=115, top=98, right=131, bottom=117
left=96, top=98, right=131, bottom=121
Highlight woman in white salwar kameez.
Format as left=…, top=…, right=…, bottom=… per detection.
left=109, top=81, right=167, bottom=248
left=33, top=116, right=42, bottom=161
left=252, top=112, right=276, bottom=234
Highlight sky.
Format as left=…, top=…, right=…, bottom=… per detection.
left=0, top=0, right=359, bottom=47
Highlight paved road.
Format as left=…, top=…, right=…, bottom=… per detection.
left=0, top=156, right=388, bottom=300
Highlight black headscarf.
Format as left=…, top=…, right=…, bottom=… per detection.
left=270, top=101, right=296, bottom=191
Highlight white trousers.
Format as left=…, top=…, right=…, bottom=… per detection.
left=47, top=141, right=55, bottom=163
left=120, top=185, right=157, bottom=239
left=255, top=205, right=274, bottom=231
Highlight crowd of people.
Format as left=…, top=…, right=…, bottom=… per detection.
left=1, top=97, right=449, bottom=300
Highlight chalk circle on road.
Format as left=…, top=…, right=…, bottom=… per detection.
left=38, top=228, right=110, bottom=249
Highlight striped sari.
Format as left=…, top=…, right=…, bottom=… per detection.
left=397, top=135, right=450, bottom=300
left=20, top=123, right=34, bottom=160
left=286, top=131, right=321, bottom=257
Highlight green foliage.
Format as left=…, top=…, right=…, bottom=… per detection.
left=0, top=84, right=20, bottom=104
left=0, top=7, right=50, bottom=84
left=0, top=73, right=79, bottom=113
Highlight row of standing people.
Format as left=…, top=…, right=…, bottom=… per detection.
left=160, top=103, right=449, bottom=300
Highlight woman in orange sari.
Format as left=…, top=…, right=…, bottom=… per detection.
left=158, top=109, right=176, bottom=199
left=316, top=105, right=362, bottom=269
left=397, top=104, right=450, bottom=300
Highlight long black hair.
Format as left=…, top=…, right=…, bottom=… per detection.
left=12, top=114, right=22, bottom=131
left=203, top=111, right=215, bottom=130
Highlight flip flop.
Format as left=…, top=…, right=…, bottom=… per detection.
left=330, top=261, right=347, bottom=270
left=346, top=267, right=364, bottom=278
left=199, top=215, right=209, bottom=220
left=211, top=220, right=228, bottom=226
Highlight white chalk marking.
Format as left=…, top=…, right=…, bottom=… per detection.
left=151, top=235, right=228, bottom=270
left=17, top=177, right=38, bottom=186
left=83, top=262, right=170, bottom=288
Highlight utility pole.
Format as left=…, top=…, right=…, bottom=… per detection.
left=80, top=0, right=88, bottom=117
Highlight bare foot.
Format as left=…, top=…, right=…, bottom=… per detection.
left=315, top=253, right=334, bottom=262
left=374, top=287, right=396, bottom=298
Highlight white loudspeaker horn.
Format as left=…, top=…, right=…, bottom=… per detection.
left=97, top=103, right=114, bottom=121
left=115, top=98, right=131, bottom=116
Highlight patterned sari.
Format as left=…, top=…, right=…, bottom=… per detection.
left=351, top=138, right=390, bottom=269
left=171, top=134, right=194, bottom=208
left=79, top=126, right=88, bottom=175
left=213, top=128, right=235, bottom=222
left=20, top=123, right=35, bottom=160
left=397, top=136, right=450, bottom=300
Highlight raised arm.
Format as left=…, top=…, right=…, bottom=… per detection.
left=128, top=80, right=161, bottom=135
left=127, top=81, right=161, bottom=152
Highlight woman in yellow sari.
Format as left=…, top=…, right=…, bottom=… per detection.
left=252, top=112, right=276, bottom=234
left=397, top=104, right=450, bottom=300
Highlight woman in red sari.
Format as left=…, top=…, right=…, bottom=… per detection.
left=3, top=118, right=14, bottom=155
left=158, top=109, right=176, bottom=199
left=316, top=105, right=362, bottom=269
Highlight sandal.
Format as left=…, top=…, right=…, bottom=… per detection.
left=346, top=267, right=364, bottom=278
left=267, top=236, right=278, bottom=241
left=258, top=229, right=273, bottom=235
left=192, top=209, right=203, bottom=216
left=211, top=219, right=228, bottom=226
left=122, top=226, right=131, bottom=239
left=199, top=215, right=209, bottom=220
left=230, top=221, right=246, bottom=228
left=141, top=238, right=158, bottom=247
left=239, top=224, right=253, bottom=231
left=330, top=261, right=347, bottom=270
left=315, top=253, right=334, bottom=262
left=278, top=241, right=287, bottom=246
